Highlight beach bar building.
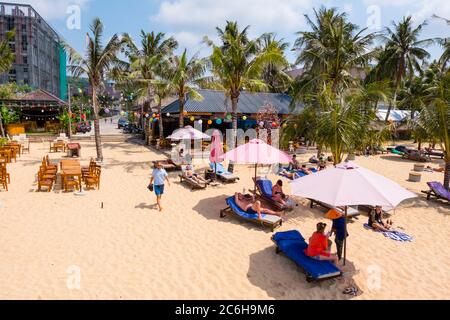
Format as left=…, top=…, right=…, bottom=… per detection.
left=0, top=89, right=67, bottom=135
left=160, top=89, right=303, bottom=137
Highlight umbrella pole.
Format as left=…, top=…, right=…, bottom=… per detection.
left=254, top=163, right=258, bottom=196
left=344, top=206, right=348, bottom=266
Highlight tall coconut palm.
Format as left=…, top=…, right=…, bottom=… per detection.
left=204, top=21, right=287, bottom=145
left=67, top=18, right=126, bottom=162
left=378, top=16, right=434, bottom=121
left=259, top=33, right=291, bottom=93
left=293, top=7, right=376, bottom=94
left=168, top=49, right=206, bottom=128
left=0, top=29, right=15, bottom=137
left=417, top=64, right=450, bottom=189
left=124, top=31, right=177, bottom=144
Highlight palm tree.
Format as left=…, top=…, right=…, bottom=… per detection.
left=168, top=49, right=206, bottom=128
left=259, top=33, right=291, bottom=93
left=378, top=16, right=434, bottom=121
left=67, top=18, right=126, bottom=162
left=416, top=64, right=450, bottom=189
left=205, top=21, right=287, bottom=145
left=0, top=29, right=15, bottom=137
left=293, top=7, right=376, bottom=93
left=433, top=15, right=450, bottom=68
left=124, top=31, right=177, bottom=143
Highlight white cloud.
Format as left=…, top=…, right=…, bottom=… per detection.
left=152, top=0, right=312, bottom=51
left=363, top=0, right=450, bottom=22
left=2, top=0, right=89, bottom=20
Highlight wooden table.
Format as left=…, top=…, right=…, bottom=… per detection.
left=60, top=160, right=82, bottom=192
left=7, top=143, right=21, bottom=156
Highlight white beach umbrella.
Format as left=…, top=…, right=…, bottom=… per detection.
left=167, top=126, right=210, bottom=140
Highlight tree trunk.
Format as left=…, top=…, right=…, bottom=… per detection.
left=179, top=94, right=185, bottom=128
left=158, top=101, right=164, bottom=142
left=230, top=95, right=239, bottom=148
left=0, top=116, right=5, bottom=138
left=145, top=85, right=154, bottom=145
left=444, top=160, right=450, bottom=191
left=92, top=86, right=103, bottom=162
left=385, top=87, right=398, bottom=122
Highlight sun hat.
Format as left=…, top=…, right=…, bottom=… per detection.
left=325, top=209, right=343, bottom=220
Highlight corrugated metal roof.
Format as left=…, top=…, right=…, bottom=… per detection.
left=161, top=89, right=303, bottom=115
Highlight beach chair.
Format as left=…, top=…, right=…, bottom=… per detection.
left=37, top=171, right=54, bottom=192
left=253, top=177, right=292, bottom=211
left=220, top=196, right=282, bottom=232
left=210, top=163, right=239, bottom=183
left=179, top=166, right=208, bottom=190
left=309, top=200, right=361, bottom=219
left=402, top=150, right=430, bottom=162
left=421, top=182, right=450, bottom=204
left=85, top=166, right=101, bottom=190
left=152, top=160, right=181, bottom=171
left=272, top=230, right=342, bottom=282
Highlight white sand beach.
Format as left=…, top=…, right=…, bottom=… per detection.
left=0, top=140, right=449, bottom=300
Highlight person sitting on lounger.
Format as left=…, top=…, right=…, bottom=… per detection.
left=368, top=206, right=393, bottom=232
left=318, top=158, right=327, bottom=171
left=305, top=222, right=339, bottom=265
left=288, top=155, right=300, bottom=171
left=185, top=165, right=208, bottom=184
left=234, top=193, right=280, bottom=220
left=272, top=180, right=288, bottom=206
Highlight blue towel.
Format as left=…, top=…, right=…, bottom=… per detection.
left=257, top=180, right=273, bottom=198
left=273, top=231, right=341, bottom=281
left=364, top=224, right=413, bottom=242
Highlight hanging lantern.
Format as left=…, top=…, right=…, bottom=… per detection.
left=183, top=110, right=188, bottom=115
left=226, top=114, right=232, bottom=120
left=150, top=118, right=154, bottom=122
left=198, top=120, right=203, bottom=124
left=259, top=121, right=265, bottom=128
left=105, top=108, right=110, bottom=114
left=282, top=123, right=288, bottom=128
left=190, top=116, right=195, bottom=122
left=216, top=119, right=222, bottom=125
left=242, top=116, right=247, bottom=121
left=152, top=113, right=156, bottom=118
left=166, top=113, right=171, bottom=117
left=145, top=113, right=149, bottom=118
left=153, top=118, right=158, bottom=123
left=207, top=120, right=213, bottom=125
left=272, top=122, right=277, bottom=128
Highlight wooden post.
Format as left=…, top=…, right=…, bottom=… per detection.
left=344, top=206, right=348, bottom=266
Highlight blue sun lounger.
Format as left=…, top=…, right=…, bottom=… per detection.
left=272, top=230, right=342, bottom=282
left=210, top=163, right=240, bottom=183
left=220, top=197, right=282, bottom=232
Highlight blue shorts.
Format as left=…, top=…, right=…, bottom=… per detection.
left=154, top=185, right=165, bottom=196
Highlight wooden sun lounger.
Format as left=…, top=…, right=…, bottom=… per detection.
left=421, top=182, right=450, bottom=204
left=220, top=197, right=282, bottom=232
left=309, top=199, right=361, bottom=218
left=179, top=173, right=208, bottom=190
left=253, top=177, right=292, bottom=212
left=152, top=160, right=181, bottom=171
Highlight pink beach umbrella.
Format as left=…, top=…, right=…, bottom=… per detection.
left=223, top=139, right=292, bottom=193
left=290, top=161, right=417, bottom=264
left=168, top=126, right=211, bottom=140
left=209, top=130, right=224, bottom=174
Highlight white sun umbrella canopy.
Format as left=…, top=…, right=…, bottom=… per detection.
left=168, top=126, right=211, bottom=140
left=289, top=162, right=417, bottom=211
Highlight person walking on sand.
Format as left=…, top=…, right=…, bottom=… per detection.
left=150, top=162, right=171, bottom=212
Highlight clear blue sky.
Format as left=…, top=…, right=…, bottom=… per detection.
left=5, top=0, right=449, bottom=63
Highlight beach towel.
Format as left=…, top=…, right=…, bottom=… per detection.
left=364, top=224, right=413, bottom=242
left=256, top=179, right=273, bottom=198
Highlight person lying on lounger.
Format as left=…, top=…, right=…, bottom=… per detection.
left=272, top=180, right=288, bottom=206
left=234, top=193, right=280, bottom=220
left=300, top=165, right=313, bottom=175
left=280, top=169, right=300, bottom=180
left=426, top=166, right=444, bottom=173
left=368, top=206, right=393, bottom=232
left=185, top=165, right=209, bottom=184
left=305, top=222, right=339, bottom=266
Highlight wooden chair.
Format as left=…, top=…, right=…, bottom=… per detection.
left=45, top=156, right=58, bottom=172
left=1, top=164, right=10, bottom=184
left=85, top=167, right=101, bottom=190
left=39, top=166, right=57, bottom=182
left=21, top=139, right=30, bottom=154
left=63, top=175, right=80, bottom=192
left=82, top=159, right=96, bottom=178
left=4, top=147, right=17, bottom=162
left=37, top=171, right=54, bottom=192
left=49, top=142, right=58, bottom=153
